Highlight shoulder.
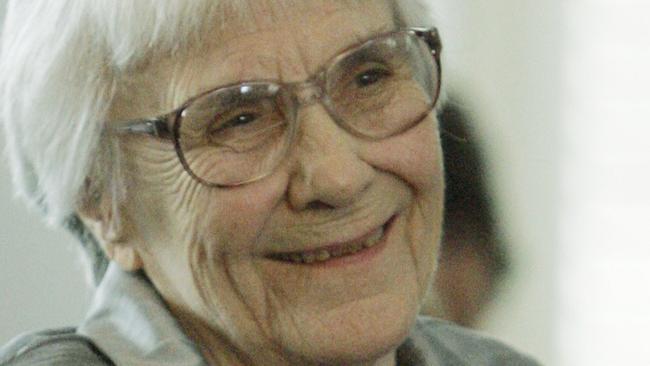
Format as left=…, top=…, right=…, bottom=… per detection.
left=412, top=316, right=542, bottom=366
left=0, top=328, right=113, bottom=366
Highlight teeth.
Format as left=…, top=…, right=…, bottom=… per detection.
left=348, top=243, right=363, bottom=254
left=363, top=228, right=384, bottom=248
left=302, top=252, right=316, bottom=264
left=278, top=226, right=385, bottom=264
left=331, top=245, right=346, bottom=257
left=315, top=249, right=331, bottom=261
left=290, top=253, right=304, bottom=263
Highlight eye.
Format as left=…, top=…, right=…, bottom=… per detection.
left=221, top=113, right=259, bottom=129
left=355, top=66, right=392, bottom=87
left=208, top=111, right=261, bottom=139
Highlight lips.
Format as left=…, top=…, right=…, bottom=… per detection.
left=267, top=216, right=395, bottom=264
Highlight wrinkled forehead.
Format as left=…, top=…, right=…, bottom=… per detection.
left=222, top=0, right=398, bottom=29
left=110, top=0, right=397, bottom=121
left=200, top=0, right=397, bottom=67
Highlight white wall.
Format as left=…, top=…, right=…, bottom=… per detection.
left=559, top=1, right=650, bottom=365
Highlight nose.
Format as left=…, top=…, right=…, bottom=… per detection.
left=287, top=105, right=374, bottom=211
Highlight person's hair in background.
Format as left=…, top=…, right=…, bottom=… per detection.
left=422, top=95, right=510, bottom=327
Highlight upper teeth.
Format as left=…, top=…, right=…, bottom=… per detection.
left=276, top=227, right=384, bottom=264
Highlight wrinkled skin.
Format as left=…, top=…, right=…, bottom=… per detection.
left=102, top=1, right=444, bottom=365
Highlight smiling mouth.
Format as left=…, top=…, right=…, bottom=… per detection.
left=268, top=216, right=395, bottom=264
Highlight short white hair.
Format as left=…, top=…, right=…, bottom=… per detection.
left=0, top=0, right=435, bottom=282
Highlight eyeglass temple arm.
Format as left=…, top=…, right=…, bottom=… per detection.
left=113, top=118, right=172, bottom=139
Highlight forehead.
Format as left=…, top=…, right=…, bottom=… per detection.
left=109, top=0, right=395, bottom=121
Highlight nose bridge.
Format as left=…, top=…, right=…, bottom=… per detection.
left=292, top=79, right=324, bottom=106
left=296, top=103, right=346, bottom=155
left=287, top=76, right=351, bottom=155
left=286, top=74, right=356, bottom=171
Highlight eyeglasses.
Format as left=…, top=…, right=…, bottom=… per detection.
left=113, top=27, right=442, bottom=187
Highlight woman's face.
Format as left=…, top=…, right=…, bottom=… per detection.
left=110, top=0, right=443, bottom=364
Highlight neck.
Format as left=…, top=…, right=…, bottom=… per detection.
left=170, top=304, right=252, bottom=366
left=169, top=304, right=397, bottom=366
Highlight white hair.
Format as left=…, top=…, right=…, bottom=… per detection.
left=0, top=0, right=435, bottom=283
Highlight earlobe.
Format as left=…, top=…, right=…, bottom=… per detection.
left=105, top=242, right=144, bottom=272
left=77, top=180, right=144, bottom=272
left=77, top=210, right=145, bottom=272
left=79, top=210, right=145, bottom=272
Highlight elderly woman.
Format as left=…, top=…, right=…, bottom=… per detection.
left=0, top=1, right=538, bottom=365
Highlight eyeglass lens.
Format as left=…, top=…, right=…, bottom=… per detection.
left=176, top=30, right=439, bottom=186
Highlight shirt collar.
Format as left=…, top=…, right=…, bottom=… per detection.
left=406, top=317, right=439, bottom=366
left=77, top=263, right=207, bottom=366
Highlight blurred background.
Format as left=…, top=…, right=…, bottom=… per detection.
left=1, top=1, right=649, bottom=365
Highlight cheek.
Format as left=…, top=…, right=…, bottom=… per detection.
left=194, top=175, right=288, bottom=256
left=362, top=116, right=444, bottom=291
left=181, top=176, right=290, bottom=338
left=363, top=117, right=443, bottom=195
left=122, top=138, right=287, bottom=322
left=119, top=139, right=214, bottom=309
left=123, top=142, right=199, bottom=241
left=125, top=147, right=287, bottom=276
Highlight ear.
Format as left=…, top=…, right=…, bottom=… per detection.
left=77, top=182, right=143, bottom=272
left=103, top=240, right=143, bottom=272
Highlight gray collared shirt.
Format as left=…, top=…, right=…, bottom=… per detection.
left=1, top=263, right=540, bottom=365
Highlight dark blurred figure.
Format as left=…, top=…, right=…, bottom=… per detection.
left=422, top=98, right=510, bottom=327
